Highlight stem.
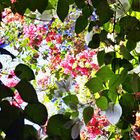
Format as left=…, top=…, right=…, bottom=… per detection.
left=112, top=12, right=117, bottom=73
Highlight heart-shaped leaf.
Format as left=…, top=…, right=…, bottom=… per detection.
left=57, top=0, right=69, bottom=22
left=24, top=103, right=48, bottom=125
left=75, top=15, right=88, bottom=34
left=15, top=64, right=35, bottom=81
left=96, top=96, right=108, bottom=110
left=83, top=106, right=94, bottom=125
left=15, top=80, right=38, bottom=103
left=46, top=114, right=71, bottom=140
left=105, top=103, right=122, bottom=125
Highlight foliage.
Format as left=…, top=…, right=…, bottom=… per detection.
left=0, top=0, right=140, bottom=140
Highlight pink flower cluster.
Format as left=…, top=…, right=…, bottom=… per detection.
left=36, top=71, right=49, bottom=88
left=2, top=70, right=19, bottom=88
left=84, top=111, right=109, bottom=139
left=23, top=24, right=46, bottom=47
left=46, top=31, right=62, bottom=44
left=48, top=45, right=62, bottom=70
left=11, top=91, right=24, bottom=108
left=60, top=50, right=99, bottom=77
left=2, top=9, right=24, bottom=23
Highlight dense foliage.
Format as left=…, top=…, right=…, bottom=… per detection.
left=0, top=0, right=140, bottom=140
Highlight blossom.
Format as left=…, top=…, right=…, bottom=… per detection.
left=36, top=70, right=50, bottom=89
left=11, top=91, right=24, bottom=108
left=10, top=0, right=16, bottom=3
left=82, top=110, right=109, bottom=140
left=1, top=70, right=19, bottom=88
left=46, top=31, right=62, bottom=44
left=60, top=50, right=98, bottom=77
left=23, top=24, right=46, bottom=47
left=2, top=9, right=24, bottom=23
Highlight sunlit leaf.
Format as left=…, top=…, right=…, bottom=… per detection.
left=96, top=96, right=108, bottom=110
left=96, top=65, right=115, bottom=82
left=85, top=77, right=103, bottom=93
left=63, top=95, right=79, bottom=109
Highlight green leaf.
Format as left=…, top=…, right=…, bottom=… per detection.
left=120, top=94, right=138, bottom=125
left=75, top=15, right=88, bottom=34
left=104, top=52, right=115, bottom=65
left=15, top=63, right=35, bottom=81
left=0, top=62, right=2, bottom=69
left=111, top=58, right=133, bottom=72
left=23, top=125, right=38, bottom=140
left=57, top=0, right=69, bottom=22
left=0, top=84, right=14, bottom=101
left=83, top=106, right=94, bottom=125
left=88, top=34, right=100, bottom=49
left=108, top=91, right=118, bottom=103
left=126, top=40, right=136, bottom=52
left=131, top=73, right=140, bottom=93
left=68, top=0, right=75, bottom=5
left=75, top=0, right=86, bottom=9
left=96, top=65, right=115, bottom=82
left=85, top=77, right=103, bottom=93
left=5, top=115, right=24, bottom=140
left=92, top=0, right=113, bottom=24
left=15, top=80, right=38, bottom=103
left=109, top=69, right=128, bottom=91
left=120, top=93, right=135, bottom=112
left=12, top=2, right=27, bottom=15
left=0, top=101, right=21, bottom=132
left=96, top=96, right=108, bottom=110
left=13, top=0, right=48, bottom=14
left=121, top=132, right=131, bottom=140
left=97, top=50, right=105, bottom=66
left=26, top=0, right=48, bottom=13
left=119, top=16, right=140, bottom=42
left=63, top=95, right=79, bottom=109
left=99, top=30, right=108, bottom=42
left=82, top=5, right=93, bottom=18
left=46, top=114, right=71, bottom=140
left=88, top=20, right=101, bottom=32
left=120, top=59, right=133, bottom=71
left=122, top=74, right=134, bottom=93
left=24, top=103, right=48, bottom=125
left=120, top=45, right=134, bottom=60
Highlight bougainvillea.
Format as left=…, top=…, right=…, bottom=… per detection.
left=0, top=0, right=140, bottom=140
